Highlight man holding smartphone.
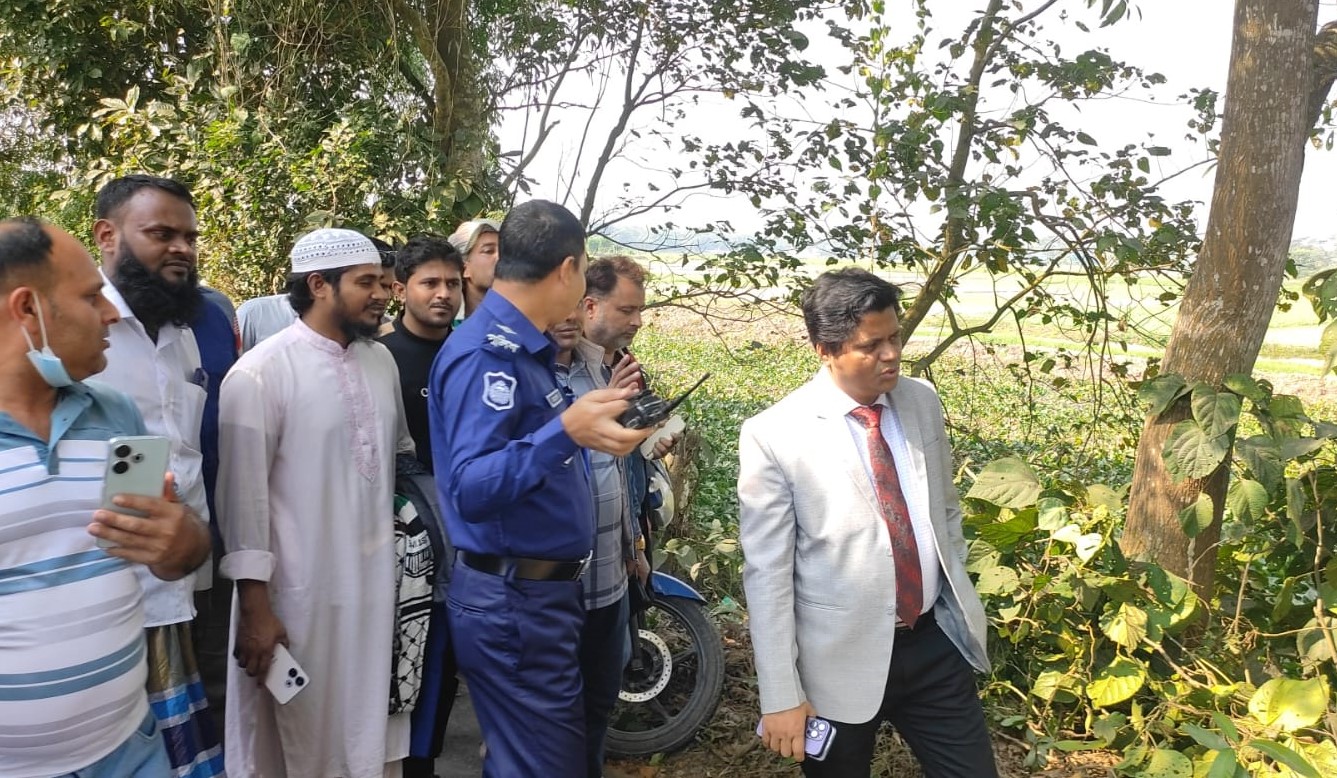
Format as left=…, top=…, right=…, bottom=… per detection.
left=217, top=229, right=415, bottom=778
left=739, top=269, right=996, bottom=777
left=0, top=218, right=209, bottom=778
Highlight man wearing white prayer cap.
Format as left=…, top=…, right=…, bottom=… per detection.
left=217, top=228, right=416, bottom=778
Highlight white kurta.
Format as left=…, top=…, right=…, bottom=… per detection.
left=217, top=319, right=412, bottom=778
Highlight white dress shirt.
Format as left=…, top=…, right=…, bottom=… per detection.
left=96, top=274, right=209, bottom=626
left=818, top=368, right=942, bottom=620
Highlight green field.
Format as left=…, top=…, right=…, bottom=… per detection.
left=641, top=256, right=1333, bottom=375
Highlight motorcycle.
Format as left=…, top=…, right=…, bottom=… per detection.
left=605, top=461, right=726, bottom=757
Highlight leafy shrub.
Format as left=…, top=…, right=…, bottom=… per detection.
left=967, top=380, right=1337, bottom=777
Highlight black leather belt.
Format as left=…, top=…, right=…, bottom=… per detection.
left=459, top=550, right=590, bottom=582
left=896, top=606, right=936, bottom=632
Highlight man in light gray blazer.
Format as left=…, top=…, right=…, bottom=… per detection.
left=739, top=268, right=996, bottom=777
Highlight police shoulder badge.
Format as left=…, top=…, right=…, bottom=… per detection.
left=482, top=371, right=518, bottom=411
left=486, top=333, right=520, bottom=352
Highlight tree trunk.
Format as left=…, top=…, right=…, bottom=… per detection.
left=1122, top=0, right=1323, bottom=594
left=392, top=0, right=485, bottom=178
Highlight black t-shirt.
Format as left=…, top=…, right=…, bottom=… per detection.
left=377, top=316, right=449, bottom=473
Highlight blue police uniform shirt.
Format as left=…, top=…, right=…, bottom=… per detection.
left=428, top=291, right=595, bottom=560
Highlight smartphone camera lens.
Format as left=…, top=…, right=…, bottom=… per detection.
left=288, top=668, right=298, bottom=678
left=112, top=461, right=130, bottom=475
left=114, top=444, right=132, bottom=458
left=295, top=676, right=305, bottom=687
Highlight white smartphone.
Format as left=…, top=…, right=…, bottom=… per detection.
left=96, top=435, right=171, bottom=549
left=640, top=414, right=686, bottom=458
left=264, top=644, right=311, bottom=705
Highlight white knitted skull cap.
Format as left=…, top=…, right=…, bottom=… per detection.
left=289, top=228, right=380, bottom=274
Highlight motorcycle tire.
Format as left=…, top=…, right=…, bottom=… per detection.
left=605, top=594, right=726, bottom=757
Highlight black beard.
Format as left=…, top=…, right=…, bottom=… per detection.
left=338, top=316, right=379, bottom=343
left=111, top=244, right=202, bottom=330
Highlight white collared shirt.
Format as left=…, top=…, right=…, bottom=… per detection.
left=817, top=368, right=942, bottom=620
left=95, top=273, right=209, bottom=625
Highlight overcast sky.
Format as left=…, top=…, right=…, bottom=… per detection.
left=497, top=0, right=1337, bottom=245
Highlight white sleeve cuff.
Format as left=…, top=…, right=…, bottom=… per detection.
left=220, top=549, right=275, bottom=582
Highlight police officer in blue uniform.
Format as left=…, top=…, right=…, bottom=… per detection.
left=428, top=200, right=653, bottom=777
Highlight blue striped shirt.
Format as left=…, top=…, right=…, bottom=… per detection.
left=0, top=381, right=153, bottom=778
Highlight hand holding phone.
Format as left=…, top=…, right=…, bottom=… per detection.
left=96, top=436, right=171, bottom=549
left=92, top=437, right=210, bottom=580
left=264, top=644, right=311, bottom=705
left=756, top=715, right=837, bottom=761
left=640, top=414, right=685, bottom=458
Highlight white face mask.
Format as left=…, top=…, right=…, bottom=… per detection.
left=20, top=294, right=74, bottom=388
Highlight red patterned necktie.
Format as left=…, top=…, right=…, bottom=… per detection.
left=849, top=404, right=924, bottom=628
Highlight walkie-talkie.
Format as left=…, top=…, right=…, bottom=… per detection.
left=619, top=373, right=710, bottom=429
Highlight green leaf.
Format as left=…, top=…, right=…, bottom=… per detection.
left=977, top=510, right=1038, bottom=551
left=1246, top=739, right=1321, bottom=778
left=1087, top=656, right=1146, bottom=708
left=1211, top=711, right=1240, bottom=744
left=1321, top=319, right=1337, bottom=374
left=1269, top=395, right=1307, bottom=419
left=1177, top=492, right=1215, bottom=538
left=1301, top=267, right=1337, bottom=320
left=1101, top=603, right=1149, bottom=649
left=1085, top=483, right=1122, bottom=511
left=1162, top=420, right=1230, bottom=481
left=1273, top=577, right=1298, bottom=622
left=1037, top=497, right=1068, bottom=531
left=1143, top=566, right=1199, bottom=628
left=1031, top=669, right=1081, bottom=703
left=1247, top=676, right=1329, bottom=732
left=1132, top=748, right=1191, bottom=778
left=1226, top=478, right=1269, bottom=524
left=1139, top=374, right=1188, bottom=417
left=1092, top=712, right=1128, bottom=746
left=1237, top=436, right=1284, bottom=492
left=1205, top=749, right=1238, bottom=778
left=1076, top=131, right=1097, bottom=146
left=975, top=564, right=1021, bottom=596
left=1278, top=437, right=1326, bottom=461
left=1223, top=374, right=1266, bottom=402
left=966, top=457, right=1041, bottom=508
left=1296, top=616, right=1337, bottom=667
left=1286, top=477, right=1310, bottom=543
left=1191, top=384, right=1242, bottom=438
left=1298, top=740, right=1337, bottom=776
left=1182, top=723, right=1230, bottom=751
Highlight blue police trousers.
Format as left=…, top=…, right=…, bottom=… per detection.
left=448, top=562, right=586, bottom=777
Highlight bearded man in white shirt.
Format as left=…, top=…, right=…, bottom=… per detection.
left=217, top=228, right=415, bottom=778
left=93, top=174, right=224, bottom=777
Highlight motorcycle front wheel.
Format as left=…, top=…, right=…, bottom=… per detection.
left=605, top=594, right=725, bottom=756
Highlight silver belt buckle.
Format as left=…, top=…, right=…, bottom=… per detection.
left=574, top=551, right=593, bottom=580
